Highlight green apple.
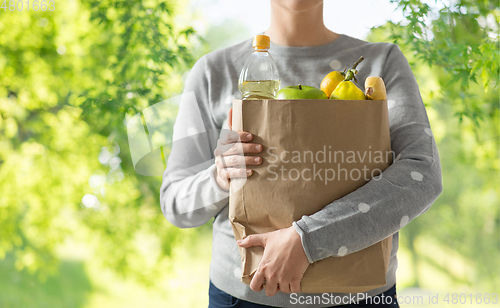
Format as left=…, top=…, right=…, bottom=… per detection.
left=275, top=84, right=328, bottom=100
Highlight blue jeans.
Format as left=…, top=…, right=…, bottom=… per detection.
left=208, top=281, right=400, bottom=308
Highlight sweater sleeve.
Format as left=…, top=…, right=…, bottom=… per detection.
left=159, top=55, right=230, bottom=229
left=292, top=44, right=443, bottom=263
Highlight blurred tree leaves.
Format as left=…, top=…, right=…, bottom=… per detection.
left=386, top=0, right=499, bottom=127
left=0, top=0, right=200, bottom=286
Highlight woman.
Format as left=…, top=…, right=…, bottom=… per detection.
left=160, top=0, right=442, bottom=307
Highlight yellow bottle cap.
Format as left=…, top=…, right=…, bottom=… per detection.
left=253, top=35, right=270, bottom=51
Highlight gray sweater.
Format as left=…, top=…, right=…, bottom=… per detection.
left=160, top=34, right=443, bottom=307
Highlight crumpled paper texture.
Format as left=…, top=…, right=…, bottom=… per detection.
left=229, top=99, right=393, bottom=293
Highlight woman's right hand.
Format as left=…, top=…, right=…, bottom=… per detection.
left=214, top=107, right=263, bottom=192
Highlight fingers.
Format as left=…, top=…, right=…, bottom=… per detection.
left=214, top=167, right=251, bottom=191
left=214, top=142, right=262, bottom=157
left=290, top=279, right=301, bottom=293
left=216, top=154, right=262, bottom=168
left=218, top=131, right=253, bottom=146
left=250, top=269, right=265, bottom=292
left=265, top=277, right=278, bottom=297
left=251, top=274, right=298, bottom=296
left=237, top=234, right=265, bottom=248
left=240, top=230, right=302, bottom=297
left=278, top=283, right=291, bottom=294
left=220, top=168, right=253, bottom=180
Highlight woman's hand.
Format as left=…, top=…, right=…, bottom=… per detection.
left=237, top=226, right=310, bottom=296
left=214, top=107, right=263, bottom=192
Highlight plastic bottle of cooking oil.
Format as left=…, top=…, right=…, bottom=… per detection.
left=238, top=35, right=280, bottom=100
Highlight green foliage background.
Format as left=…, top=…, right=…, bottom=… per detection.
left=0, top=0, right=498, bottom=306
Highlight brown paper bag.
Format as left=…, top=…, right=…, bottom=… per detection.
left=229, top=99, right=393, bottom=293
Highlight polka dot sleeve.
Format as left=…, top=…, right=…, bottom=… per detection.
left=293, top=44, right=443, bottom=263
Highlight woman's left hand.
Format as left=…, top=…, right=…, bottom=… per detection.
left=237, top=226, right=310, bottom=296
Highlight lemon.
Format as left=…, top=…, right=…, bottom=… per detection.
left=329, top=56, right=366, bottom=100
left=320, top=71, right=345, bottom=98
left=330, top=81, right=366, bottom=100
